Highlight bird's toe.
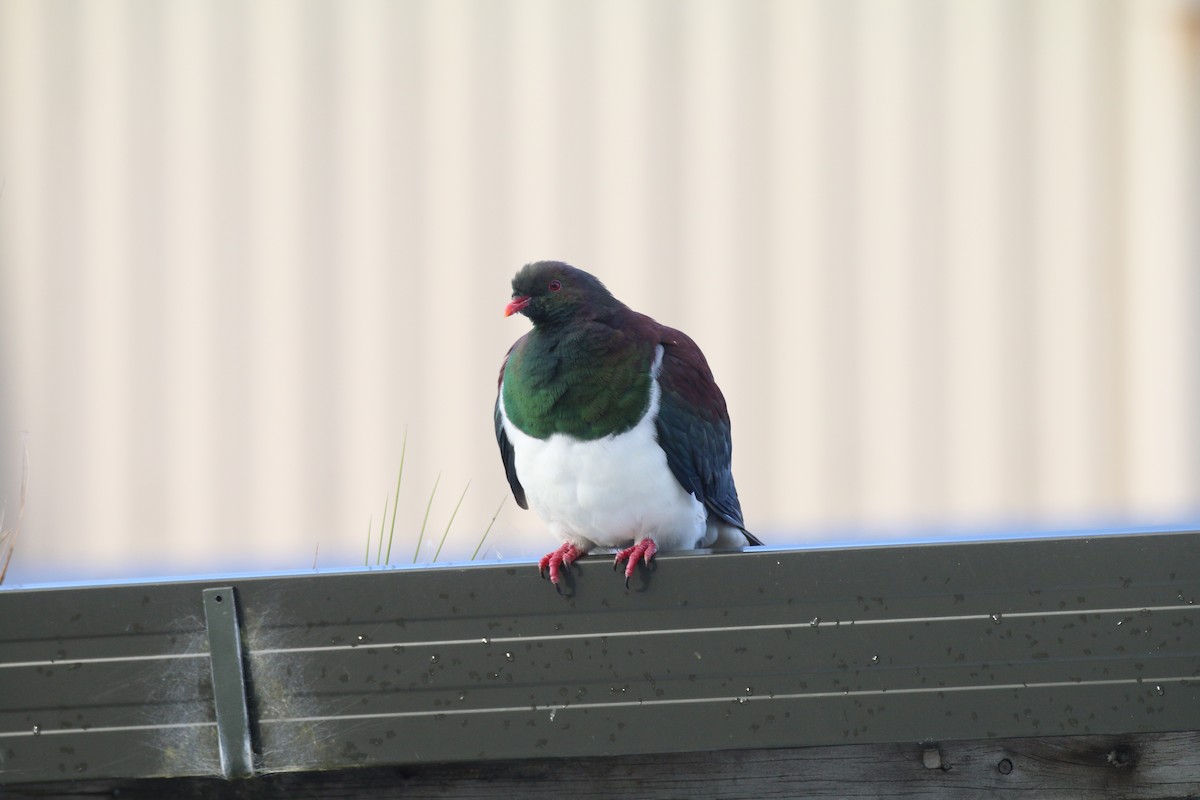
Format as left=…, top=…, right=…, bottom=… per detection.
left=539, top=543, right=584, bottom=586
left=614, top=538, right=658, bottom=584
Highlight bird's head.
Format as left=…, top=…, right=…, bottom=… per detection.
left=505, top=261, right=619, bottom=325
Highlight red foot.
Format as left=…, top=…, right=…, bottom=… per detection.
left=613, top=538, right=658, bottom=586
left=539, top=542, right=584, bottom=585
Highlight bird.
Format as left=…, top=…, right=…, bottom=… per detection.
left=494, top=261, right=761, bottom=588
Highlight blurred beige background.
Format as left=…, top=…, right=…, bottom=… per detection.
left=1, top=0, right=1197, bottom=583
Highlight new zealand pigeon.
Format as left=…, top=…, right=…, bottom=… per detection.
left=495, top=261, right=761, bottom=587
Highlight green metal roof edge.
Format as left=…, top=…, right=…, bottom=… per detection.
left=2, top=531, right=1198, bottom=784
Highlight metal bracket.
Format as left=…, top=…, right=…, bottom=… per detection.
left=203, top=587, right=255, bottom=779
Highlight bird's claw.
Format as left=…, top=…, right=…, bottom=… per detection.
left=613, top=538, right=658, bottom=586
left=538, top=543, right=584, bottom=586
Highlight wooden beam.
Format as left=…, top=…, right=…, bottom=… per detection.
left=5, top=732, right=1199, bottom=799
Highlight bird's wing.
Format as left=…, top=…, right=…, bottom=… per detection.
left=654, top=327, right=760, bottom=545
left=495, top=341, right=528, bottom=510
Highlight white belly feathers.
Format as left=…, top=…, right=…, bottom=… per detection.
left=500, top=345, right=710, bottom=552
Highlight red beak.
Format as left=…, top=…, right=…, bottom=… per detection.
left=504, top=295, right=532, bottom=317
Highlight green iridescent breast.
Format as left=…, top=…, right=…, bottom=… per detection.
left=501, top=326, right=656, bottom=441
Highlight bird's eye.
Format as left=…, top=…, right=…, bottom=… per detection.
left=548, top=280, right=562, bottom=292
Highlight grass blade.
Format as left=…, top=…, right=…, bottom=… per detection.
left=473, top=494, right=508, bottom=560
left=432, top=481, right=470, bottom=563
left=364, top=516, right=372, bottom=566
left=376, top=494, right=388, bottom=565
left=384, top=429, right=407, bottom=565
left=0, top=442, right=28, bottom=585
left=412, top=472, right=441, bottom=563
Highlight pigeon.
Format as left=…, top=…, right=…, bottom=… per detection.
left=494, top=261, right=761, bottom=588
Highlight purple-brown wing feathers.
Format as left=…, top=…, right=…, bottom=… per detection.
left=653, top=324, right=759, bottom=544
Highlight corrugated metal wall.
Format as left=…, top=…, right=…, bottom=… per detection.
left=1, top=0, right=1197, bottom=582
